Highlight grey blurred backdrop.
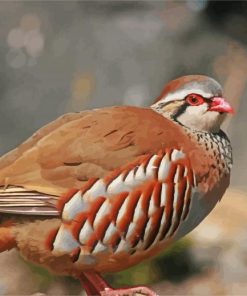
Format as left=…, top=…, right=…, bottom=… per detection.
left=0, top=1, right=247, bottom=190
left=0, top=1, right=247, bottom=295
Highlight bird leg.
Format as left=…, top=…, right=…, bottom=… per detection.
left=79, top=271, right=112, bottom=295
left=79, top=271, right=158, bottom=296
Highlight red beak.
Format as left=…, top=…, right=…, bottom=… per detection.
left=208, top=97, right=234, bottom=114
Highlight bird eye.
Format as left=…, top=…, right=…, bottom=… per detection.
left=186, top=94, right=204, bottom=106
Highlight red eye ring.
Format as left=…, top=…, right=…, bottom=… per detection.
left=185, top=94, right=204, bottom=106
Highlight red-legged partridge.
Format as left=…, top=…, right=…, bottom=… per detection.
left=0, top=75, right=233, bottom=296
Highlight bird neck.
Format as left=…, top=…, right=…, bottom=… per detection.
left=185, top=125, right=233, bottom=178
left=151, top=106, right=232, bottom=176
left=167, top=112, right=232, bottom=177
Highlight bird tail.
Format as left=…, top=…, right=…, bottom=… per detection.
left=0, top=186, right=59, bottom=216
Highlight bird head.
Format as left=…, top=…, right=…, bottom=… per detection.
left=151, top=75, right=234, bottom=133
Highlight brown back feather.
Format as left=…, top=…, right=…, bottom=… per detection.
left=0, top=106, right=210, bottom=215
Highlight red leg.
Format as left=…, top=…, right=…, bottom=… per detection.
left=79, top=271, right=112, bottom=296
left=79, top=271, right=158, bottom=296
left=79, top=272, right=103, bottom=295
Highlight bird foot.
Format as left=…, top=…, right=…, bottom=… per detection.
left=100, top=286, right=158, bottom=296
left=79, top=271, right=158, bottom=296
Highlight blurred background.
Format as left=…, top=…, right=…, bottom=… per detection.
left=0, top=1, right=247, bottom=295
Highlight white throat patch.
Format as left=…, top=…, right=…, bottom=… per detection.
left=175, top=103, right=224, bottom=133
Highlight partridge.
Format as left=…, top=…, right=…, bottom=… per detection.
left=0, top=75, right=233, bottom=296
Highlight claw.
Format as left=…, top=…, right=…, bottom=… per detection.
left=100, top=286, right=158, bottom=296
left=79, top=271, right=158, bottom=296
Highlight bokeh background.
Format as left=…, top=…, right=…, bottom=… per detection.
left=0, top=1, right=247, bottom=295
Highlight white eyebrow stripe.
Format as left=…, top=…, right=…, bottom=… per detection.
left=152, top=89, right=212, bottom=106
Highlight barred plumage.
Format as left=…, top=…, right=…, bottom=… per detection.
left=48, top=148, right=195, bottom=266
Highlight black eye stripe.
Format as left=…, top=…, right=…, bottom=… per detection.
left=172, top=95, right=214, bottom=120
left=156, top=95, right=213, bottom=118
left=204, top=97, right=212, bottom=104
left=172, top=102, right=189, bottom=120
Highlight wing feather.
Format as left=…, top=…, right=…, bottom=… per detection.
left=0, top=106, right=206, bottom=217
left=0, top=186, right=59, bottom=215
